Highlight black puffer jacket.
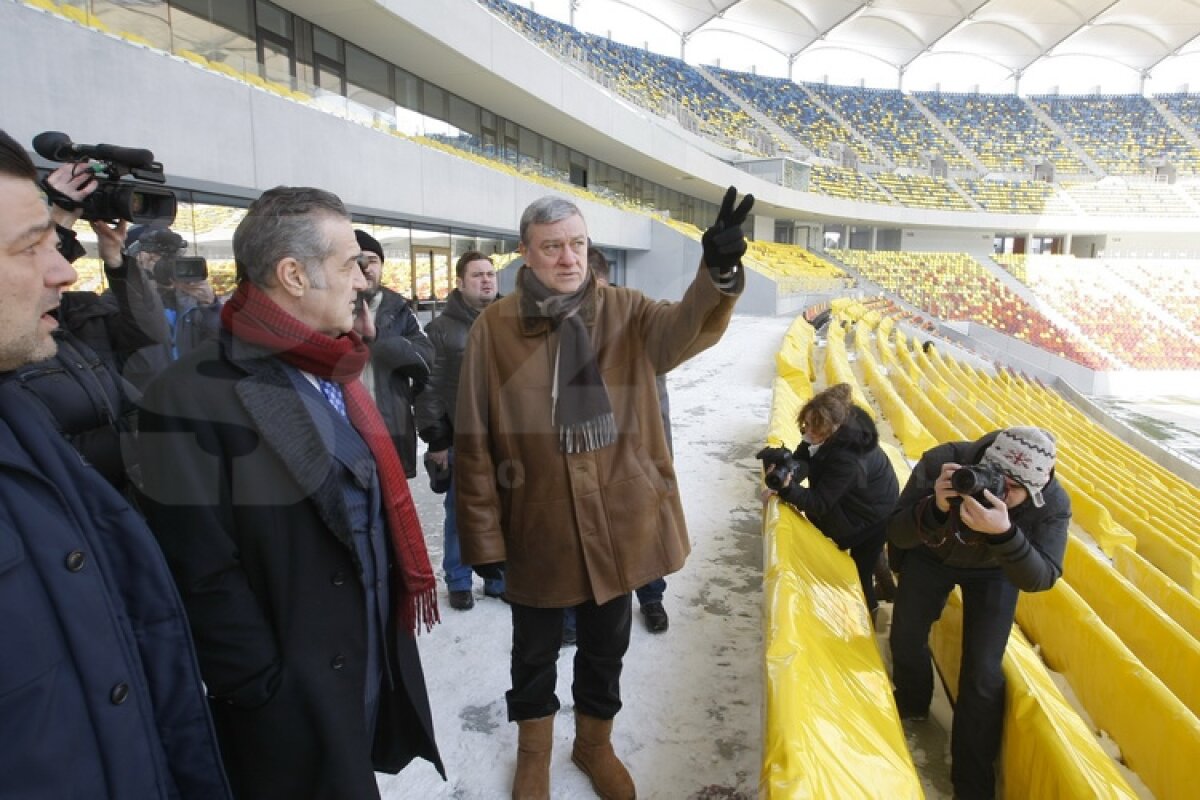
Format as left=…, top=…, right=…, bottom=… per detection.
left=414, top=289, right=481, bottom=451
left=887, top=432, right=1071, bottom=591
left=779, top=405, right=899, bottom=548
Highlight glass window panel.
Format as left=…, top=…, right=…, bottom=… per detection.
left=312, top=26, right=341, bottom=61
left=447, top=94, right=479, bottom=139
left=171, top=0, right=251, bottom=35
left=259, top=37, right=294, bottom=85
left=518, top=126, right=539, bottom=159
left=169, top=0, right=256, bottom=69
left=422, top=83, right=447, bottom=121
left=410, top=227, right=452, bottom=303
left=346, top=45, right=389, bottom=97
left=93, top=0, right=172, bottom=50
left=254, top=0, right=290, bottom=37
left=394, top=68, right=420, bottom=110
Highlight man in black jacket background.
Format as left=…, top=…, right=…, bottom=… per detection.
left=415, top=249, right=502, bottom=610
left=355, top=229, right=433, bottom=478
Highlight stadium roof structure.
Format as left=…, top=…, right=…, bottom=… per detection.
left=549, top=0, right=1200, bottom=94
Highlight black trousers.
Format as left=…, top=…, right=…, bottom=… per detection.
left=506, top=594, right=632, bottom=722
left=889, top=548, right=1019, bottom=800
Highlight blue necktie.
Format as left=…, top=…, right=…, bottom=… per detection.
left=318, top=378, right=347, bottom=418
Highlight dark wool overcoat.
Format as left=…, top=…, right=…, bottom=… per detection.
left=137, top=333, right=443, bottom=800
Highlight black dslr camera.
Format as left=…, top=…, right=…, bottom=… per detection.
left=950, top=464, right=1006, bottom=506
left=33, top=131, right=176, bottom=225
left=756, top=445, right=809, bottom=491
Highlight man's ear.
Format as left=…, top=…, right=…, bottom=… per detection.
left=517, top=241, right=527, bottom=258
left=274, top=257, right=306, bottom=297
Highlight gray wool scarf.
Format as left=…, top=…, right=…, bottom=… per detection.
left=518, top=266, right=617, bottom=453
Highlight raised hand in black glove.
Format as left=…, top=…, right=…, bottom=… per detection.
left=473, top=562, right=505, bottom=582
left=701, top=186, right=755, bottom=281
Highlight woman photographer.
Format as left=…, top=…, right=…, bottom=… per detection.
left=760, top=383, right=899, bottom=616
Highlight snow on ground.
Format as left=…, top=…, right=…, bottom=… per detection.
left=379, top=314, right=791, bottom=799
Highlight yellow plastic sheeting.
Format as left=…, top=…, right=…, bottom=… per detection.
left=1113, top=545, right=1200, bottom=642
left=1063, top=536, right=1200, bottom=717
left=1016, top=579, right=1200, bottom=800
left=777, top=317, right=816, bottom=386
left=1056, top=475, right=1136, bottom=557
left=928, top=594, right=1139, bottom=800
left=766, top=375, right=806, bottom=449
left=762, top=503, right=923, bottom=799
left=824, top=322, right=874, bottom=418
left=857, top=334, right=936, bottom=459
left=1125, top=516, right=1200, bottom=597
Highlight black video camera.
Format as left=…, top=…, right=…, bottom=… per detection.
left=173, top=256, right=208, bottom=281
left=949, top=464, right=1006, bottom=506
left=33, top=131, right=176, bottom=225
left=756, top=445, right=808, bottom=491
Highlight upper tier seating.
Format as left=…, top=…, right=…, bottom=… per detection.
left=711, top=68, right=873, bottom=164
left=1030, top=95, right=1200, bottom=176
left=809, top=165, right=895, bottom=205
left=832, top=250, right=1112, bottom=368
left=916, top=92, right=1085, bottom=173
left=481, top=0, right=772, bottom=154
left=806, top=84, right=971, bottom=169
left=871, top=173, right=973, bottom=211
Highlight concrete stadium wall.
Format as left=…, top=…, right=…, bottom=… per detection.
left=0, top=2, right=653, bottom=252
left=901, top=227, right=995, bottom=253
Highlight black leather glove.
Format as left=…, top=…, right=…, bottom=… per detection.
left=473, top=562, right=505, bottom=582
left=701, top=186, right=755, bottom=280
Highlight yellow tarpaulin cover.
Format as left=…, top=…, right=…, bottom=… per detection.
left=929, top=593, right=1139, bottom=799
left=762, top=501, right=923, bottom=799
left=1017, top=578, right=1200, bottom=800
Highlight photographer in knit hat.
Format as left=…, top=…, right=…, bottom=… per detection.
left=887, top=426, right=1071, bottom=800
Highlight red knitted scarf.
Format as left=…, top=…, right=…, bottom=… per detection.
left=221, top=282, right=439, bottom=634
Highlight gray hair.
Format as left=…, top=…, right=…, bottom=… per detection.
left=233, top=186, right=348, bottom=288
left=519, top=196, right=583, bottom=245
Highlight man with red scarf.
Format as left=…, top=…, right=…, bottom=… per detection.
left=137, top=186, right=443, bottom=799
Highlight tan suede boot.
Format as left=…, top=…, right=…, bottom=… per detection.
left=512, top=715, right=554, bottom=800
left=571, top=711, right=636, bottom=799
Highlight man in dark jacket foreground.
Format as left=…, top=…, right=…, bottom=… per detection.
left=0, top=127, right=229, bottom=798
left=138, top=187, right=443, bottom=799
left=887, top=426, right=1070, bottom=800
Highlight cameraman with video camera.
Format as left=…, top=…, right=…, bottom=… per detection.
left=4, top=158, right=169, bottom=493
left=887, top=426, right=1071, bottom=800
left=121, top=224, right=222, bottom=390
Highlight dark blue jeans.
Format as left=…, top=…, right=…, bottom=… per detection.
left=889, top=549, right=1019, bottom=800
left=635, top=577, right=666, bottom=606
left=507, top=594, right=632, bottom=721
left=444, top=452, right=504, bottom=595
left=563, top=578, right=666, bottom=635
